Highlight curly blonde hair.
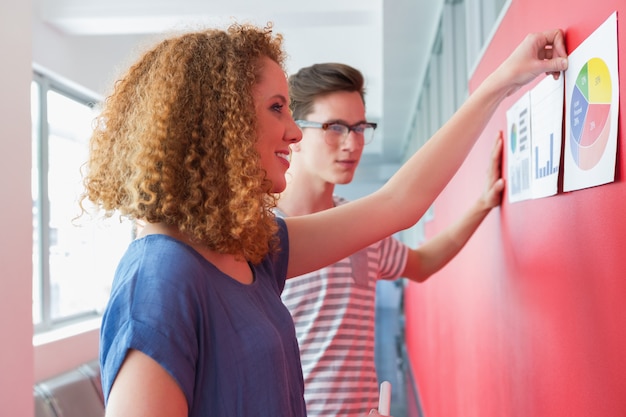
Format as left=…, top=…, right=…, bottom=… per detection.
left=81, top=23, right=286, bottom=264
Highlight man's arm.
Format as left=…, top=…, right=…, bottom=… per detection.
left=403, top=134, right=504, bottom=282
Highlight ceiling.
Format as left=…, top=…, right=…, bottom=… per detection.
left=41, top=0, right=443, bottom=183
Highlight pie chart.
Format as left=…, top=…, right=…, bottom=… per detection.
left=510, top=123, right=517, bottom=154
left=569, top=57, right=612, bottom=170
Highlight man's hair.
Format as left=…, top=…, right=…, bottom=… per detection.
left=288, top=63, right=365, bottom=120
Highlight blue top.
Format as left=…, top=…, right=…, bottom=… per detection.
left=100, top=218, right=306, bottom=417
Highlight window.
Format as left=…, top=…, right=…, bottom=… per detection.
left=32, top=70, right=134, bottom=333
left=465, top=0, right=511, bottom=74
left=405, top=0, right=510, bottom=153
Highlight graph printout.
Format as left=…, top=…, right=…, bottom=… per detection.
left=530, top=75, right=564, bottom=199
left=564, top=12, right=619, bottom=192
left=506, top=91, right=532, bottom=203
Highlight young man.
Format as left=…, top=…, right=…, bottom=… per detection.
left=277, top=63, right=505, bottom=417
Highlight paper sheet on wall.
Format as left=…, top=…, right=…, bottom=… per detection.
left=530, top=75, right=564, bottom=199
left=506, top=92, right=532, bottom=203
left=563, top=11, right=619, bottom=192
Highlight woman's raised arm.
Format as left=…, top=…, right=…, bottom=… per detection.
left=284, top=29, right=567, bottom=278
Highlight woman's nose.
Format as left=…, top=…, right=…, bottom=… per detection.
left=287, top=118, right=303, bottom=144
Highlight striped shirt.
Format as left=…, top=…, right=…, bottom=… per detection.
left=277, top=196, right=408, bottom=417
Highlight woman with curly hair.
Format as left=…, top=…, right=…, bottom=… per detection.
left=83, top=23, right=567, bottom=417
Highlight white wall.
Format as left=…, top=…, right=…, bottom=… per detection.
left=33, top=18, right=154, bottom=96
left=0, top=0, right=34, bottom=415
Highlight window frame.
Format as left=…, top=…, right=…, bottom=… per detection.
left=32, top=67, right=112, bottom=334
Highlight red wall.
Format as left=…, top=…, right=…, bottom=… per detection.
left=405, top=1, right=626, bottom=416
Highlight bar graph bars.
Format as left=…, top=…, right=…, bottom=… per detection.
left=535, top=133, right=559, bottom=179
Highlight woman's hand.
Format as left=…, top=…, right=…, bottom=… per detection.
left=496, top=29, right=568, bottom=97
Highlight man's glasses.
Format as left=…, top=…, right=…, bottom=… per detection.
left=295, top=120, right=377, bottom=146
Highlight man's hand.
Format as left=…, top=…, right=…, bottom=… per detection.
left=480, top=132, right=505, bottom=210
